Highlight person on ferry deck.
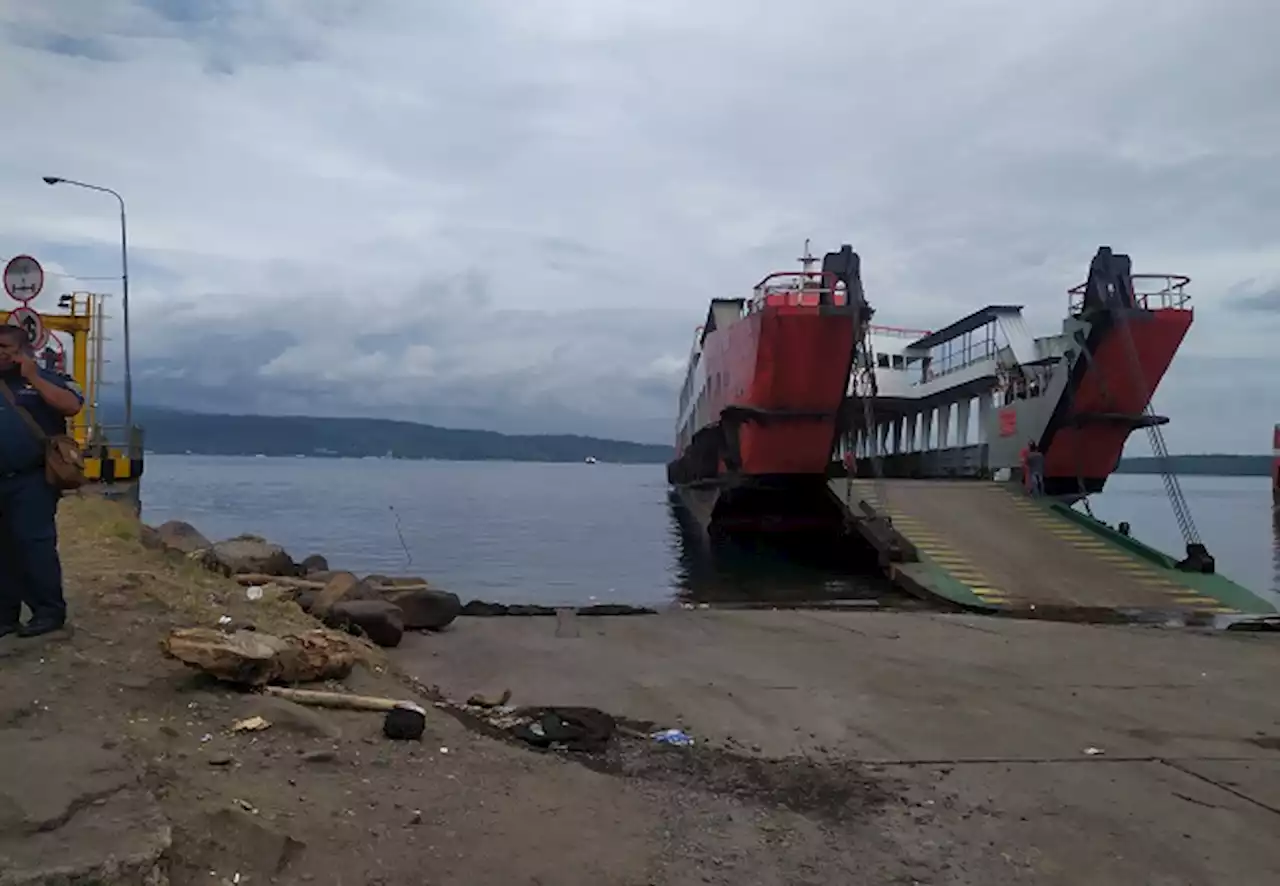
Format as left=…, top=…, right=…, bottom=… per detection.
left=1026, top=442, right=1046, bottom=497
left=0, top=326, right=84, bottom=639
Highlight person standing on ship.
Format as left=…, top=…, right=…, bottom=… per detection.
left=0, top=325, right=84, bottom=639
left=1026, top=441, right=1046, bottom=497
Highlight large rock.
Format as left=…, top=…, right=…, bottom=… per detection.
left=299, top=554, right=330, bottom=575
left=386, top=588, right=461, bottom=630
left=212, top=534, right=297, bottom=577
left=324, top=600, right=405, bottom=648
left=155, top=520, right=212, bottom=555
left=311, top=571, right=378, bottom=617
left=377, top=575, right=431, bottom=588
left=161, top=627, right=359, bottom=686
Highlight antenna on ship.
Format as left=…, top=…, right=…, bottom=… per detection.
left=798, top=238, right=817, bottom=275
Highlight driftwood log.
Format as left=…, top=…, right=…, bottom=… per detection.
left=160, top=627, right=363, bottom=686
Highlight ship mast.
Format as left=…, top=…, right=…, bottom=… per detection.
left=797, top=238, right=817, bottom=277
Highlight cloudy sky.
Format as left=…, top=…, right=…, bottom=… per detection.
left=1, top=0, right=1278, bottom=450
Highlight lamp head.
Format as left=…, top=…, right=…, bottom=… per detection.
left=42, top=176, right=62, bottom=185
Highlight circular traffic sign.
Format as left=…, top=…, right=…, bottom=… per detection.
left=3, top=255, right=44, bottom=303
left=7, top=306, right=49, bottom=350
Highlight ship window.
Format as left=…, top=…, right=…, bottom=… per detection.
left=893, top=355, right=904, bottom=369
left=877, top=354, right=890, bottom=368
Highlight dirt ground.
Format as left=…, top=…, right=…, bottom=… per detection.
left=3, top=496, right=1279, bottom=886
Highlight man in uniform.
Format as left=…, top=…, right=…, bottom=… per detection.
left=0, top=325, right=84, bottom=638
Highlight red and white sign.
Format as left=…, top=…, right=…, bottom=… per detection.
left=3, top=255, right=44, bottom=304
left=6, top=306, right=49, bottom=350
left=39, top=332, right=66, bottom=372
left=998, top=408, right=1017, bottom=437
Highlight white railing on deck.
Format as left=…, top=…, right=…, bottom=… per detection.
left=1068, top=274, right=1192, bottom=315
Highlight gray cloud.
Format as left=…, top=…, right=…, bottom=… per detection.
left=1228, top=282, right=1280, bottom=313
left=2, top=0, right=1279, bottom=449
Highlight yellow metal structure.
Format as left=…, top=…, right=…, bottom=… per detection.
left=1, top=292, right=142, bottom=485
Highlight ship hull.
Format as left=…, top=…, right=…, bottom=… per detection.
left=667, top=304, right=857, bottom=488
left=668, top=299, right=859, bottom=538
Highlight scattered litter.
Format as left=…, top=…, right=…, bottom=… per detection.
left=245, top=585, right=264, bottom=601
left=439, top=746, right=449, bottom=754
left=231, top=715, right=271, bottom=734
left=234, top=798, right=258, bottom=815
left=1083, top=747, right=1105, bottom=756
left=217, top=615, right=233, bottom=626
left=512, top=707, right=616, bottom=753
left=200, top=733, right=214, bottom=743
left=651, top=728, right=695, bottom=747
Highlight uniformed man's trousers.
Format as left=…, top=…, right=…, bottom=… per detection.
left=0, top=470, right=65, bottom=627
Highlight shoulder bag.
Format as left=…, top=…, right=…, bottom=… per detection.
left=0, top=381, right=88, bottom=490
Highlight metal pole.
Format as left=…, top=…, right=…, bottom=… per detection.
left=41, top=176, right=133, bottom=432
left=118, top=195, right=131, bottom=433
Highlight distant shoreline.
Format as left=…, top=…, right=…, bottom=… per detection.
left=127, top=405, right=673, bottom=465
left=1116, top=454, right=1272, bottom=477
left=144, top=451, right=665, bottom=466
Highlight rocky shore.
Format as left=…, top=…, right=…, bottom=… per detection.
left=142, top=520, right=656, bottom=652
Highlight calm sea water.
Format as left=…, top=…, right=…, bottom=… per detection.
left=138, top=456, right=1280, bottom=608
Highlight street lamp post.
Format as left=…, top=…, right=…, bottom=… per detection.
left=42, top=176, right=132, bottom=432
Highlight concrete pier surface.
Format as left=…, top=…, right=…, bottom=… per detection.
left=399, top=609, right=1280, bottom=884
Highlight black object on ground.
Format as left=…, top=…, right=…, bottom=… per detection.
left=383, top=704, right=427, bottom=740
left=512, top=707, right=617, bottom=753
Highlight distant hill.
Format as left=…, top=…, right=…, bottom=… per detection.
left=1117, top=454, right=1272, bottom=477
left=131, top=406, right=672, bottom=464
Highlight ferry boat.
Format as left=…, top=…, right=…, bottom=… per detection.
left=667, top=241, right=870, bottom=534
left=670, top=243, right=1198, bottom=543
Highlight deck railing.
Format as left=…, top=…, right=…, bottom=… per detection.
left=1068, top=274, right=1192, bottom=315
left=868, top=324, right=932, bottom=340
left=748, top=271, right=847, bottom=313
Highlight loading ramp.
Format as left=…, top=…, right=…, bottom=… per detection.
left=832, top=479, right=1276, bottom=617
